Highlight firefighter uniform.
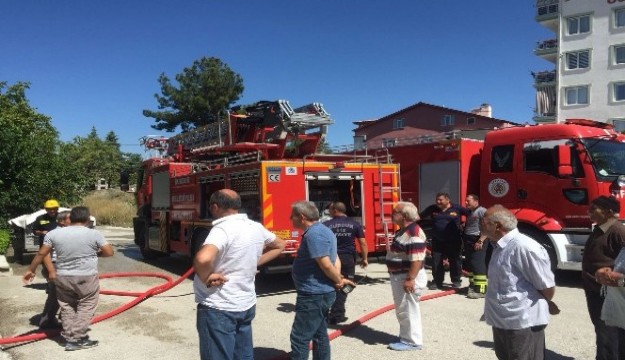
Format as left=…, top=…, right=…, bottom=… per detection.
left=462, top=205, right=488, bottom=297
left=420, top=203, right=470, bottom=289
left=33, top=213, right=58, bottom=247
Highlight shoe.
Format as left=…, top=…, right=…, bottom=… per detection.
left=427, top=282, right=442, bottom=290
left=328, top=316, right=348, bottom=325
left=65, top=342, right=81, bottom=351
left=78, top=337, right=99, bottom=349
left=388, top=342, right=422, bottom=351
left=39, top=320, right=62, bottom=329
left=452, top=281, right=462, bottom=289
left=467, top=291, right=486, bottom=299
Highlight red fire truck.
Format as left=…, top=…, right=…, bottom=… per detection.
left=367, top=119, right=625, bottom=271
left=133, top=100, right=399, bottom=272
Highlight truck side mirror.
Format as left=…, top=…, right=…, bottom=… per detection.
left=557, top=145, right=573, bottom=177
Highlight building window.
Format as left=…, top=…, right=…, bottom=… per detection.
left=614, top=82, right=625, bottom=102
left=467, top=117, right=476, bottom=125
left=567, top=14, right=591, bottom=35
left=383, top=138, right=397, bottom=148
left=565, top=86, right=589, bottom=105
left=615, top=45, right=625, bottom=65
left=393, top=118, right=404, bottom=129
left=441, top=114, right=455, bottom=126
left=566, top=50, right=590, bottom=69
left=616, top=8, right=625, bottom=28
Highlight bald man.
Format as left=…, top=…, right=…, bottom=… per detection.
left=193, top=189, right=285, bottom=360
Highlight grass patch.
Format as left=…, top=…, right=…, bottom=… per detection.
left=0, top=229, right=9, bottom=255
left=81, top=189, right=136, bottom=227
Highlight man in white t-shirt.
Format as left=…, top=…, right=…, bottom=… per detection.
left=193, top=189, right=285, bottom=360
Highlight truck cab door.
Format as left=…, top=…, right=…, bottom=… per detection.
left=517, top=140, right=589, bottom=227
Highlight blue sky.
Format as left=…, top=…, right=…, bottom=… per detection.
left=1, top=1, right=552, bottom=154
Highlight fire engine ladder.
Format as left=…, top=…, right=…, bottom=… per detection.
left=377, top=161, right=401, bottom=251
left=279, top=100, right=334, bottom=132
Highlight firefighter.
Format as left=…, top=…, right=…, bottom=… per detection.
left=323, top=201, right=366, bottom=324
left=463, top=194, right=488, bottom=299
left=419, top=193, right=470, bottom=290
left=33, top=199, right=60, bottom=246
left=37, top=210, right=71, bottom=329
left=32, top=199, right=61, bottom=328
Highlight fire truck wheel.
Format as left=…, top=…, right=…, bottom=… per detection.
left=190, top=227, right=210, bottom=258
left=518, top=225, right=557, bottom=273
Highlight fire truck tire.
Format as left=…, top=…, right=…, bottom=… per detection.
left=518, top=225, right=557, bottom=273
left=190, top=227, right=210, bottom=258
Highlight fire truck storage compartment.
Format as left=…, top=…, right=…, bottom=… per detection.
left=418, top=161, right=460, bottom=212
left=152, top=171, right=171, bottom=209
left=305, top=172, right=364, bottom=224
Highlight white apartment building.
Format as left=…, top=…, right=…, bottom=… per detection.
left=534, top=0, right=625, bottom=130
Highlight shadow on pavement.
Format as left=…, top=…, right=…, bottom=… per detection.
left=335, top=323, right=397, bottom=345
left=254, top=347, right=289, bottom=360
left=473, top=340, right=574, bottom=360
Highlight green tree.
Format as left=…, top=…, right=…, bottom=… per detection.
left=143, top=57, right=244, bottom=132
left=0, top=81, right=85, bottom=223
left=65, top=127, right=124, bottom=189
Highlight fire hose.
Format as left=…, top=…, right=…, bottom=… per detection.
left=0, top=268, right=458, bottom=354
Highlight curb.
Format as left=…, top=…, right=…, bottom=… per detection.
left=0, top=255, right=13, bottom=276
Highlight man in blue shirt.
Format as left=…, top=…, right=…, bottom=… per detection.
left=419, top=193, right=469, bottom=290
left=289, top=201, right=354, bottom=360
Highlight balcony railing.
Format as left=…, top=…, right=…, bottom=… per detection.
left=532, top=70, right=557, bottom=84
left=536, top=39, right=558, bottom=51
left=536, top=0, right=559, bottom=18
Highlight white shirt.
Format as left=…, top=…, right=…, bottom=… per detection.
left=193, top=213, right=276, bottom=312
left=484, top=228, right=555, bottom=330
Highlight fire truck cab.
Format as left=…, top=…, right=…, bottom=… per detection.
left=362, top=119, right=625, bottom=271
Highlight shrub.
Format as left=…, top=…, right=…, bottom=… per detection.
left=80, top=189, right=136, bottom=227
left=0, top=228, right=9, bottom=255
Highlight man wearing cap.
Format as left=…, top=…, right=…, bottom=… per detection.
left=582, top=195, right=625, bottom=360
left=33, top=199, right=60, bottom=247
left=32, top=199, right=61, bottom=328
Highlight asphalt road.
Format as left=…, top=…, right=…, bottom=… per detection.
left=0, top=226, right=596, bottom=359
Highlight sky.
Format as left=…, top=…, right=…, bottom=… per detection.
left=1, top=1, right=553, bottom=155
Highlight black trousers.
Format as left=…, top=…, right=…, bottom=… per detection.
left=584, top=289, right=625, bottom=360
left=492, top=325, right=546, bottom=360
left=431, top=239, right=462, bottom=285
left=329, top=253, right=355, bottom=319
left=463, top=235, right=488, bottom=293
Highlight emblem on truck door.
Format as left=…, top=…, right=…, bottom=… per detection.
left=488, top=178, right=510, bottom=198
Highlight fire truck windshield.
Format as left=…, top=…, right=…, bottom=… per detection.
left=582, top=138, right=625, bottom=177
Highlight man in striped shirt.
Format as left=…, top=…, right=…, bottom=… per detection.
left=386, top=201, right=428, bottom=351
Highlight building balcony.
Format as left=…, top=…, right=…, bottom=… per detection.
left=534, top=39, right=558, bottom=63
left=532, top=70, right=557, bottom=86
left=535, top=0, right=559, bottom=32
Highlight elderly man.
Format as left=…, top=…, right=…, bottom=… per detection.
left=289, top=200, right=354, bottom=360
left=582, top=195, right=625, bottom=360
left=481, top=205, right=557, bottom=360
left=193, top=189, right=285, bottom=360
left=386, top=201, right=428, bottom=351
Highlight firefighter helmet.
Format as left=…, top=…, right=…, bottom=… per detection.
left=44, top=199, right=60, bottom=209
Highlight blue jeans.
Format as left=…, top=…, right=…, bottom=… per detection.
left=196, top=303, right=256, bottom=360
left=290, top=292, right=336, bottom=360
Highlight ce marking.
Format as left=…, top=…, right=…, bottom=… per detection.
left=268, top=174, right=281, bottom=182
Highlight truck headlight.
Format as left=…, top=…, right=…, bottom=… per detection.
left=618, top=175, right=625, bottom=187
